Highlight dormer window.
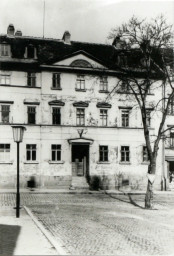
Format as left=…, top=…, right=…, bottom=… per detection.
left=25, top=45, right=37, bottom=59
left=0, top=44, right=11, bottom=57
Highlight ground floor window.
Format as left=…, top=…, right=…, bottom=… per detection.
left=143, top=146, right=149, bottom=162
left=121, top=146, right=130, bottom=162
left=26, top=144, right=36, bottom=161
left=0, top=144, right=10, bottom=161
left=99, top=145, right=108, bottom=162
left=51, top=144, right=61, bottom=161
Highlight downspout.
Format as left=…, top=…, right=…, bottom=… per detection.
left=161, top=81, right=166, bottom=190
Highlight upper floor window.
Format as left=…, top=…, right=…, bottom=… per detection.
left=1, top=105, right=10, bottom=123
left=99, top=145, right=108, bottom=162
left=52, top=107, right=61, bottom=125
left=76, top=108, right=85, bottom=126
left=100, top=77, right=108, bottom=92
left=120, top=81, right=130, bottom=93
left=0, top=144, right=10, bottom=162
left=143, top=146, right=149, bottom=162
left=76, top=75, right=85, bottom=90
left=146, top=110, right=151, bottom=127
left=25, top=45, right=37, bottom=59
left=51, top=144, right=61, bottom=161
left=168, top=96, right=174, bottom=115
left=0, top=73, right=10, bottom=85
left=121, top=109, right=130, bottom=127
left=100, top=109, right=108, bottom=126
left=26, top=144, right=36, bottom=161
left=0, top=44, right=11, bottom=57
left=27, top=73, right=36, bottom=87
left=28, top=106, right=36, bottom=124
left=121, top=146, right=130, bottom=162
left=52, top=73, right=61, bottom=89
left=170, top=133, right=174, bottom=147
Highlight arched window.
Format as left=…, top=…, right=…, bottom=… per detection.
left=70, top=59, right=92, bottom=68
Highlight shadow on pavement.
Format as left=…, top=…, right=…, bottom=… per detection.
left=105, top=192, right=145, bottom=209
left=0, top=224, right=21, bottom=256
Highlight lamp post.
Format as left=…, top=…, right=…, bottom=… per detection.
left=11, top=126, right=26, bottom=218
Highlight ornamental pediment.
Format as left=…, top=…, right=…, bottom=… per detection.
left=73, top=101, right=89, bottom=107
left=96, top=102, right=112, bottom=108
left=48, top=100, right=65, bottom=106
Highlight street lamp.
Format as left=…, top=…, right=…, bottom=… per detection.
left=11, top=125, right=26, bottom=218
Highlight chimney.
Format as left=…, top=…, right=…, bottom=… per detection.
left=15, top=30, right=22, bottom=36
left=62, top=31, right=71, bottom=44
left=7, top=24, right=15, bottom=36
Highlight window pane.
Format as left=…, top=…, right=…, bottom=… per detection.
left=27, top=150, right=30, bottom=161
left=57, top=151, right=61, bottom=161
left=32, top=150, right=36, bottom=161
left=52, top=151, right=56, bottom=161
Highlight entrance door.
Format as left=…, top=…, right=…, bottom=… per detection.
left=169, top=162, right=174, bottom=184
left=71, top=144, right=89, bottom=177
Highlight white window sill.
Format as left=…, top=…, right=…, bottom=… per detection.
left=119, top=162, right=131, bottom=165
left=0, top=161, right=13, bottom=164
left=97, top=161, right=110, bottom=164
left=24, top=161, right=39, bottom=164
left=48, top=160, right=64, bottom=164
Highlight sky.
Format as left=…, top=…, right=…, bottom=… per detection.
left=0, top=0, right=174, bottom=44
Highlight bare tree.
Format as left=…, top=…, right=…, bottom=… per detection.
left=108, top=15, right=173, bottom=209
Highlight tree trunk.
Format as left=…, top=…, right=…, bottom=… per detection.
left=145, top=180, right=154, bottom=209
left=145, top=161, right=156, bottom=209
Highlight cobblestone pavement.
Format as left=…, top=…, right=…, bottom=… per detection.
left=1, top=193, right=174, bottom=255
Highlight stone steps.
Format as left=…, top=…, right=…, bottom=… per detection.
left=71, top=176, right=89, bottom=189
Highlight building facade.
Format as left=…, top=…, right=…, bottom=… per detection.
left=0, top=24, right=173, bottom=190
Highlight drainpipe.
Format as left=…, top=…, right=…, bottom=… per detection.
left=161, top=81, right=166, bottom=190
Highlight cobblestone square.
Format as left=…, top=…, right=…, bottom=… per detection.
left=1, top=192, right=174, bottom=255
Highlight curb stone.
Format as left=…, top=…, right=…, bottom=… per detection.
left=24, top=206, right=71, bottom=255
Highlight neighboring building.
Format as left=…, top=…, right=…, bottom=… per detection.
left=0, top=24, right=173, bottom=190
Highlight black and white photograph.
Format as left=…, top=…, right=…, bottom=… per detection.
left=0, top=0, right=174, bottom=255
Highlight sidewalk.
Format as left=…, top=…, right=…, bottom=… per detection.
left=0, top=207, right=57, bottom=255
left=0, top=188, right=173, bottom=195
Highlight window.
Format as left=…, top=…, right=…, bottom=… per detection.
left=27, top=73, right=36, bottom=87
left=146, top=110, right=151, bottom=127
left=76, top=75, right=85, bottom=90
left=52, top=107, right=61, bottom=125
left=52, top=73, right=61, bottom=89
left=0, top=44, right=10, bottom=57
left=27, top=45, right=35, bottom=59
left=26, top=144, right=36, bottom=161
left=143, top=146, right=149, bottom=162
left=170, top=133, right=174, bottom=147
left=100, top=109, right=108, bottom=126
left=0, top=73, right=10, bottom=85
left=121, top=146, right=130, bottom=162
left=168, top=97, right=174, bottom=115
left=0, top=144, right=10, bottom=162
left=121, top=109, right=129, bottom=127
left=100, top=77, right=108, bottom=91
left=76, top=108, right=85, bottom=125
left=28, top=106, right=36, bottom=124
left=1, top=105, right=10, bottom=123
left=99, top=146, right=108, bottom=162
left=51, top=145, right=61, bottom=161
left=120, top=81, right=130, bottom=93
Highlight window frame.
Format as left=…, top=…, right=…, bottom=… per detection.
left=0, top=44, right=11, bottom=57
left=52, top=73, right=61, bottom=89
left=26, top=144, right=37, bottom=161
left=76, top=75, right=85, bottom=91
left=76, top=108, right=85, bottom=126
left=27, top=72, right=36, bottom=87
left=0, top=73, right=11, bottom=85
left=51, top=144, right=61, bottom=161
left=121, top=146, right=130, bottom=162
left=99, top=145, right=108, bottom=162
left=143, top=146, right=150, bottom=162
left=1, top=105, right=10, bottom=123
left=121, top=109, right=130, bottom=127
left=99, top=76, right=108, bottom=92
left=27, top=106, right=36, bottom=124
left=100, top=109, right=108, bottom=126
left=0, top=144, right=10, bottom=162
left=52, top=107, right=61, bottom=125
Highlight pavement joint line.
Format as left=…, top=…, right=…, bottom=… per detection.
left=24, top=206, right=71, bottom=256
